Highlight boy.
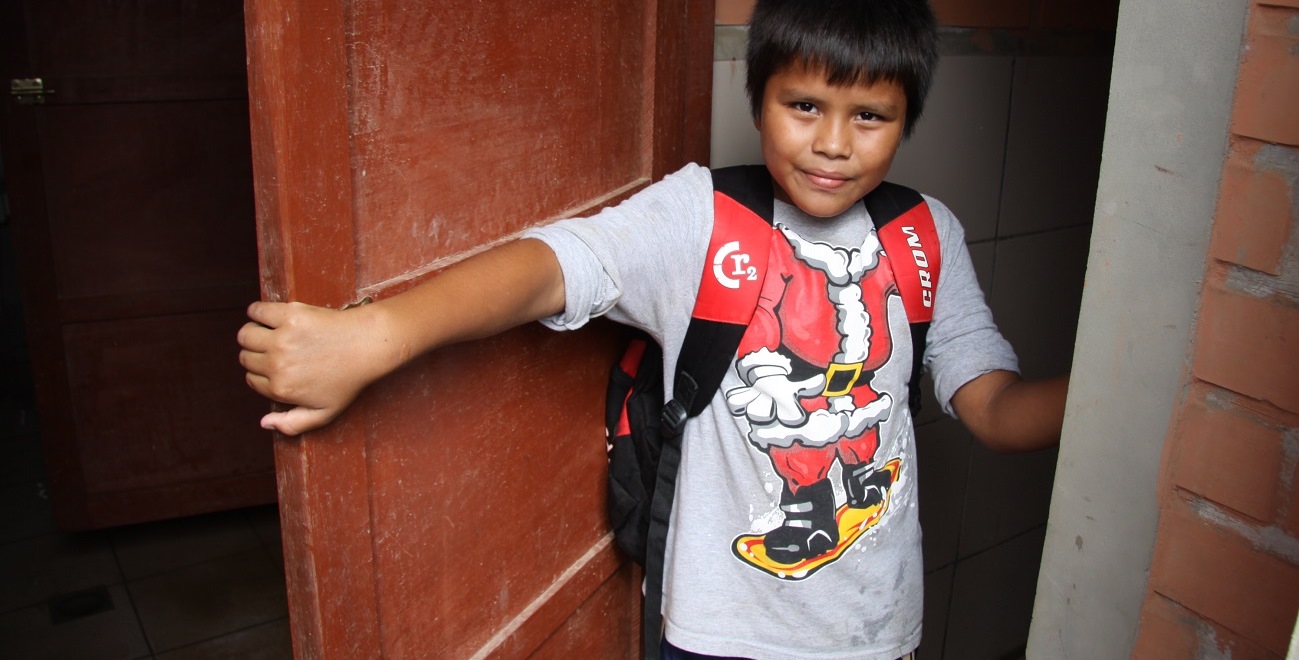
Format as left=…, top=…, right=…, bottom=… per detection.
left=238, top=0, right=1068, bottom=657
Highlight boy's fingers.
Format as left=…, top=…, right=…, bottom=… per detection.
left=236, top=321, right=273, bottom=353
left=238, top=349, right=260, bottom=376
left=246, top=300, right=289, bottom=328
left=244, top=370, right=275, bottom=400
left=260, top=407, right=337, bottom=437
left=243, top=363, right=311, bottom=406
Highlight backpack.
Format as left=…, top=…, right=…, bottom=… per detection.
left=603, top=165, right=941, bottom=659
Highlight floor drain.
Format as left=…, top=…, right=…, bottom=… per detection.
left=48, top=586, right=114, bottom=625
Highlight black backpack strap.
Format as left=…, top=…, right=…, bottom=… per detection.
left=643, top=165, right=774, bottom=660
left=863, top=181, right=941, bottom=414
left=664, top=165, right=774, bottom=426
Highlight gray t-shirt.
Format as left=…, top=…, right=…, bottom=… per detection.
left=526, top=163, right=1016, bottom=659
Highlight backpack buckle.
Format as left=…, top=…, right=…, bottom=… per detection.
left=662, top=372, right=699, bottom=438
left=661, top=399, right=688, bottom=438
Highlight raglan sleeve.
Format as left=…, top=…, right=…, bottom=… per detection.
left=922, top=196, right=1020, bottom=418
left=522, top=163, right=714, bottom=334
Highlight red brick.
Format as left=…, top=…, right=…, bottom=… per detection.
left=1133, top=594, right=1202, bottom=659
left=1209, top=141, right=1294, bottom=275
left=1193, top=281, right=1299, bottom=414
left=1134, top=593, right=1277, bottom=660
left=1232, top=7, right=1299, bottom=146
left=1149, top=496, right=1299, bottom=653
left=1168, top=385, right=1286, bottom=522
left=1278, top=431, right=1299, bottom=537
left=1287, top=454, right=1299, bottom=539
left=714, top=0, right=753, bottom=25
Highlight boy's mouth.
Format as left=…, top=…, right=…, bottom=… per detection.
left=802, top=169, right=851, bottom=191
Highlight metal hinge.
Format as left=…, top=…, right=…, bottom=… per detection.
left=10, top=78, right=55, bottom=105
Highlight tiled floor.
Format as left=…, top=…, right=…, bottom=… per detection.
left=0, top=402, right=292, bottom=660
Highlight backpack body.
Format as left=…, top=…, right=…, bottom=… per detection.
left=604, top=336, right=663, bottom=564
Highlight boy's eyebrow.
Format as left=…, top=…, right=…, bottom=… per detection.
left=774, top=85, right=902, bottom=116
left=849, top=99, right=901, bottom=116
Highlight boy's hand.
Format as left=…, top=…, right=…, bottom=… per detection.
left=236, top=238, right=567, bottom=437
left=238, top=301, right=396, bottom=436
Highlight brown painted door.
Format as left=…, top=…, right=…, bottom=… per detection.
left=243, top=0, right=712, bottom=656
left=0, top=0, right=273, bottom=530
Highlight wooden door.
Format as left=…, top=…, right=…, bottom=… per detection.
left=0, top=0, right=274, bottom=530
left=244, top=0, right=712, bottom=656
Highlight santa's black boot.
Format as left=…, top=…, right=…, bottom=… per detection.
left=843, top=462, right=892, bottom=509
left=764, top=479, right=838, bottom=563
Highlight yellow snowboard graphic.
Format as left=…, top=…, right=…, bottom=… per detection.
left=733, top=458, right=901, bottom=580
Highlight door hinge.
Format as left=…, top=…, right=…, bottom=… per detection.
left=10, top=78, right=55, bottom=105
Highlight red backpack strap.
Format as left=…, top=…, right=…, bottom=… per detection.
left=662, top=165, right=775, bottom=433
left=865, top=181, right=941, bottom=413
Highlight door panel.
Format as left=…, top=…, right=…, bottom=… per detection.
left=0, top=0, right=271, bottom=530
left=361, top=325, right=627, bottom=657
left=63, top=310, right=268, bottom=493
left=41, top=101, right=255, bottom=306
left=244, top=0, right=711, bottom=655
left=348, top=0, right=653, bottom=287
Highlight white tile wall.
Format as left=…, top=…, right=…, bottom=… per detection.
left=891, top=56, right=1015, bottom=243
left=944, top=527, right=1047, bottom=658
left=958, top=442, right=1058, bottom=557
left=919, top=563, right=955, bottom=660
left=710, top=59, right=763, bottom=168
left=999, top=56, right=1112, bottom=237
left=916, top=417, right=974, bottom=571
left=990, top=226, right=1091, bottom=378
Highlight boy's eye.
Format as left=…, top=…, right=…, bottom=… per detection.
left=857, top=111, right=880, bottom=122
left=791, top=101, right=817, bottom=113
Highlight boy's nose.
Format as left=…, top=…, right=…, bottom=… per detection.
left=812, top=120, right=850, bottom=158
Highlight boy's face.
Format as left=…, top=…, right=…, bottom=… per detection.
left=757, top=61, right=907, bottom=218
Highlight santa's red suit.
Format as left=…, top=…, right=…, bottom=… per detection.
left=728, top=224, right=900, bottom=494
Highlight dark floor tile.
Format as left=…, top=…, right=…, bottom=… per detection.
left=0, top=531, right=122, bottom=614
left=0, top=423, right=56, bottom=544
left=245, top=504, right=283, bottom=566
left=0, top=401, right=39, bottom=442
left=0, top=423, right=43, bottom=483
left=129, top=549, right=288, bottom=653
left=0, top=477, right=57, bottom=544
left=0, top=583, right=150, bottom=660
left=155, top=617, right=292, bottom=660
left=112, top=509, right=262, bottom=580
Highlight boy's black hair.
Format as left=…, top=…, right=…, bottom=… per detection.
left=746, top=0, right=938, bottom=138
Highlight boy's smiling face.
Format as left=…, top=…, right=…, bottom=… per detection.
left=757, top=61, right=908, bottom=218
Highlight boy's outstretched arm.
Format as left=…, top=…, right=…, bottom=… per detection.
left=949, top=370, right=1070, bottom=452
left=237, top=238, right=566, bottom=436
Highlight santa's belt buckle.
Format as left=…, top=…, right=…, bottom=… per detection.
left=822, top=362, right=864, bottom=397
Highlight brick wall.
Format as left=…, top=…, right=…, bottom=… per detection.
left=1133, top=2, right=1299, bottom=657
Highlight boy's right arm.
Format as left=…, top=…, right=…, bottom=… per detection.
left=237, top=238, right=566, bottom=436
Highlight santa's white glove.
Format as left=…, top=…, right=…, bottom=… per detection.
left=726, top=348, right=825, bottom=426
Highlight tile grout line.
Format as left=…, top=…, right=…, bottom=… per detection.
left=110, top=530, right=158, bottom=657
left=149, top=615, right=292, bottom=658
